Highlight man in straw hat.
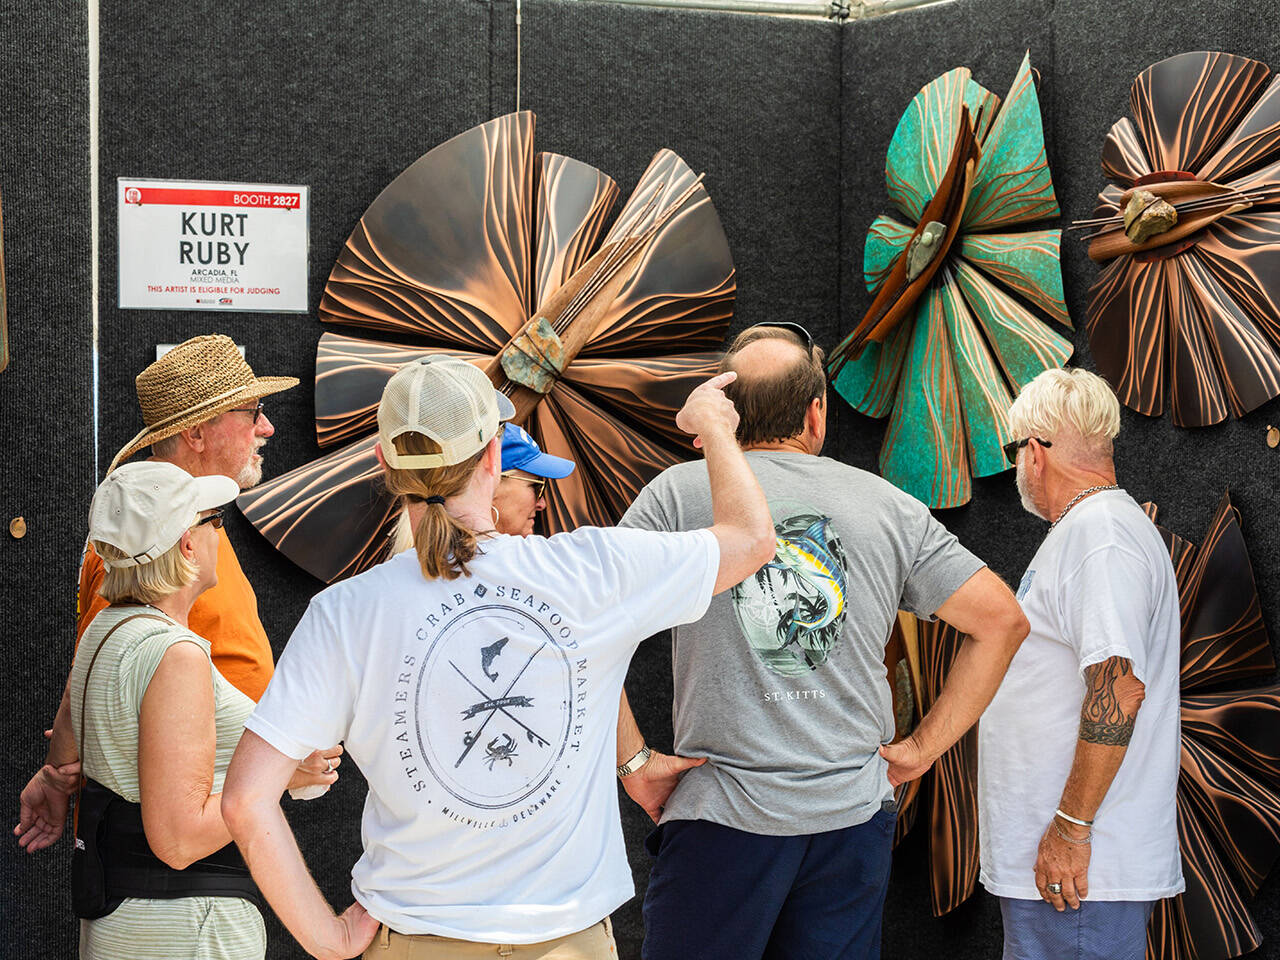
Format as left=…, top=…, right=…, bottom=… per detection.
left=16, top=334, right=341, bottom=854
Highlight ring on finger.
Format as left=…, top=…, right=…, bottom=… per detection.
left=325, top=760, right=334, bottom=774
left=1046, top=881, right=1062, bottom=895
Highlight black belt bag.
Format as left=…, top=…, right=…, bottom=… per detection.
left=71, top=610, right=262, bottom=920
left=73, top=778, right=264, bottom=919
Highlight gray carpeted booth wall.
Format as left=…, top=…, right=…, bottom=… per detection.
left=5, top=0, right=1280, bottom=957
left=0, top=0, right=93, bottom=952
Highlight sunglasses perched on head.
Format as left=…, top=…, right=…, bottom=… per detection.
left=741, top=321, right=816, bottom=355
left=501, top=472, right=547, bottom=498
left=1002, top=436, right=1053, bottom=466
left=196, top=508, right=225, bottom=530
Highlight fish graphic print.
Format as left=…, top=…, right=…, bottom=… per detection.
left=731, top=508, right=851, bottom=677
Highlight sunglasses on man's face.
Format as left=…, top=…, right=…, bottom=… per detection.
left=1003, top=436, right=1053, bottom=466
left=501, top=472, right=547, bottom=499
left=229, top=401, right=265, bottom=425
left=196, top=509, right=225, bottom=530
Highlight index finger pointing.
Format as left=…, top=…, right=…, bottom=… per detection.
left=702, top=371, right=737, bottom=390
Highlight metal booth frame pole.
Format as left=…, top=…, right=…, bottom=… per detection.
left=556, top=0, right=956, bottom=20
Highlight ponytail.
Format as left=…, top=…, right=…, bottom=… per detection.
left=382, top=432, right=487, bottom=581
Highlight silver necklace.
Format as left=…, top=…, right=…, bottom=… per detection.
left=1049, top=484, right=1119, bottom=531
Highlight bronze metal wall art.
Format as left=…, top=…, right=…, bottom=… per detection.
left=828, top=54, right=1071, bottom=509
left=1078, top=52, right=1280, bottom=427
left=1143, top=494, right=1280, bottom=960
left=885, top=612, right=979, bottom=917
left=238, top=113, right=735, bottom=583
left=887, top=494, right=1280, bottom=960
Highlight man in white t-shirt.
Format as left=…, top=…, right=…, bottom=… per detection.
left=220, top=356, right=775, bottom=960
left=979, top=368, right=1184, bottom=960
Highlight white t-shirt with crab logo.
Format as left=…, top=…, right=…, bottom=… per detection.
left=246, top=526, right=718, bottom=942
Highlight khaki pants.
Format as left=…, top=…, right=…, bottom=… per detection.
left=363, top=918, right=617, bottom=959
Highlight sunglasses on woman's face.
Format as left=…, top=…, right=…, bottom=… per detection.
left=1002, top=436, right=1053, bottom=466
left=501, top=472, right=547, bottom=499
left=196, top=509, right=225, bottom=530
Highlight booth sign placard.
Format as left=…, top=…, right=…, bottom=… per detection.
left=117, top=178, right=309, bottom=312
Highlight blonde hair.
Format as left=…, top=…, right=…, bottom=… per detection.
left=390, top=510, right=415, bottom=556
left=382, top=432, right=486, bottom=581
left=1007, top=368, right=1121, bottom=460
left=95, top=537, right=198, bottom=604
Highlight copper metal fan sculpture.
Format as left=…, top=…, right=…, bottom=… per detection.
left=1143, top=494, right=1280, bottom=960
left=237, top=112, right=735, bottom=583
left=1078, top=51, right=1280, bottom=426
left=828, top=53, right=1072, bottom=508
left=884, top=493, right=1280, bottom=960
left=884, top=612, right=978, bottom=916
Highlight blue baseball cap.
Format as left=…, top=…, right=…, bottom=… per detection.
left=500, top=423, right=576, bottom=479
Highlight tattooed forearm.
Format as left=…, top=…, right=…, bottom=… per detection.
left=1079, top=656, right=1145, bottom=746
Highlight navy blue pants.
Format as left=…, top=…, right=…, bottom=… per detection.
left=641, top=808, right=896, bottom=960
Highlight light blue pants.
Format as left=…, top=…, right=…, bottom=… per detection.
left=999, top=897, right=1154, bottom=960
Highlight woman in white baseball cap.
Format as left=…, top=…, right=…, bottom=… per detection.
left=223, top=355, right=775, bottom=960
left=67, top=461, right=323, bottom=960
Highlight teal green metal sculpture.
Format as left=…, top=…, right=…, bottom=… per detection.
left=828, top=54, right=1072, bottom=508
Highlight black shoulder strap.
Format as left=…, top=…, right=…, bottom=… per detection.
left=73, top=612, right=170, bottom=831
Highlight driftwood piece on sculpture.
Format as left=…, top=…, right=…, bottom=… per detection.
left=828, top=54, right=1071, bottom=509
left=886, top=493, right=1280, bottom=960
left=238, top=113, right=735, bottom=583
left=1076, top=51, right=1280, bottom=427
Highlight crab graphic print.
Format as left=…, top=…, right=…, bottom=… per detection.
left=731, top=506, right=851, bottom=677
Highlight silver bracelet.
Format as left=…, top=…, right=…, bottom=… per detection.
left=616, top=745, right=652, bottom=779
left=1055, top=807, right=1093, bottom=827
left=1053, top=821, right=1092, bottom=845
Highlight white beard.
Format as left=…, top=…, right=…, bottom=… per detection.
left=1016, top=457, right=1048, bottom=520
left=236, top=449, right=264, bottom=489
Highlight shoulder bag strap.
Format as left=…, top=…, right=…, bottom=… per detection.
left=73, top=612, right=171, bottom=831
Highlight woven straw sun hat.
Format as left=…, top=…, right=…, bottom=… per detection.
left=108, top=334, right=298, bottom=472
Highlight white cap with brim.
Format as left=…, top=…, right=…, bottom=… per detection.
left=88, top=461, right=240, bottom=570
left=378, top=356, right=516, bottom=469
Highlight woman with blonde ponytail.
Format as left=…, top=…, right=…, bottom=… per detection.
left=382, top=431, right=488, bottom=579
left=387, top=422, right=575, bottom=553
left=224, top=356, right=776, bottom=960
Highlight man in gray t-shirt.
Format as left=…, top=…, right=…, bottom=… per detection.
left=617, top=324, right=1030, bottom=960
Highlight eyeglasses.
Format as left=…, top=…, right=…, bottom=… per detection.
left=1003, top=436, right=1053, bottom=466
left=500, top=472, right=547, bottom=498
left=229, top=401, right=265, bottom=425
left=196, top=509, right=225, bottom=530
left=740, top=321, right=816, bottom=355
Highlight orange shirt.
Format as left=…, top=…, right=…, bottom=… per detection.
left=76, top=527, right=275, bottom=701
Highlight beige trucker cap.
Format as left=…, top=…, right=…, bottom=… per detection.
left=378, top=356, right=516, bottom=469
left=88, top=461, right=239, bottom=570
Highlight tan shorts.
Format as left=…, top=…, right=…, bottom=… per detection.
left=362, top=918, right=617, bottom=959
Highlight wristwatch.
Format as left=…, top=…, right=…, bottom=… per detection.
left=616, top=745, right=652, bottom=779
